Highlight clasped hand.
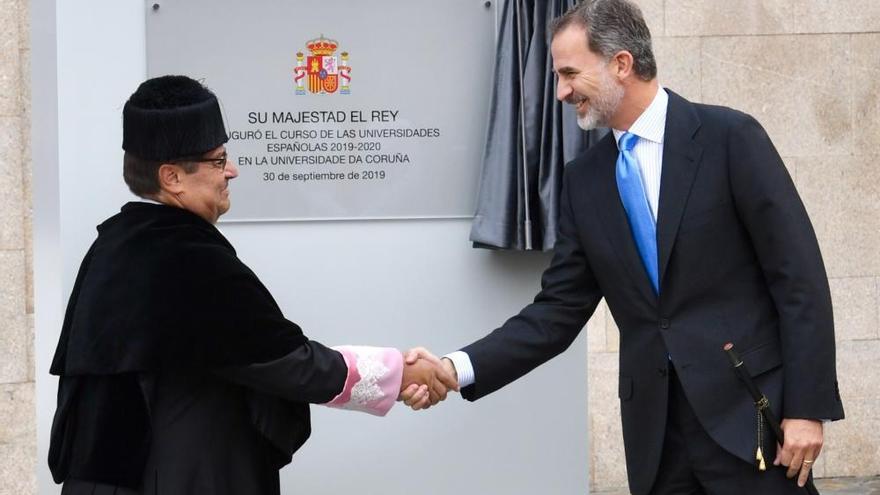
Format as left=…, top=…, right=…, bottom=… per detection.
left=397, top=347, right=459, bottom=410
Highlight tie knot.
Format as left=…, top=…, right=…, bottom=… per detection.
left=619, top=132, right=638, bottom=151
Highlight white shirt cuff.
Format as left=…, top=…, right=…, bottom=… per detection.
left=443, top=351, right=475, bottom=388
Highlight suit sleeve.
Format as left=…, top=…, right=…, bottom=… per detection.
left=460, top=169, right=603, bottom=401
left=727, top=114, right=843, bottom=420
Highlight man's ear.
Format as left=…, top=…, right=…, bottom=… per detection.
left=157, top=163, right=185, bottom=194
left=612, top=50, right=635, bottom=80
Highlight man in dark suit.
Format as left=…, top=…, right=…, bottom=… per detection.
left=404, top=0, right=844, bottom=493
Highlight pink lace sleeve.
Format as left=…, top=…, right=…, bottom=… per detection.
left=323, top=346, right=403, bottom=416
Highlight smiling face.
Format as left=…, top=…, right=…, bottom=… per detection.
left=551, top=25, right=625, bottom=130
left=175, top=146, right=239, bottom=223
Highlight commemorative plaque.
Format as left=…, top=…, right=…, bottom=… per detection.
left=146, top=0, right=495, bottom=221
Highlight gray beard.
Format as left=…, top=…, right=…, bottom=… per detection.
left=576, top=77, right=624, bottom=131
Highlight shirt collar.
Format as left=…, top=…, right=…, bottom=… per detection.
left=612, top=86, right=668, bottom=148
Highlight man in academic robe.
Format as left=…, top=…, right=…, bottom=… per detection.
left=49, top=75, right=456, bottom=495
left=404, top=1, right=844, bottom=493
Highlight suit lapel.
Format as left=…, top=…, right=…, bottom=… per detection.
left=656, top=91, right=704, bottom=287
left=590, top=136, right=659, bottom=305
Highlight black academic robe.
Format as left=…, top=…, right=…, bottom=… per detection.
left=49, top=202, right=348, bottom=494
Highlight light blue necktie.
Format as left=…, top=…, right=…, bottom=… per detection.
left=616, top=132, right=659, bottom=295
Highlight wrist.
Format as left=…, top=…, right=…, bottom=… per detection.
left=441, top=357, right=457, bottom=381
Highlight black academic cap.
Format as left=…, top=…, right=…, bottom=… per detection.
left=122, top=75, right=228, bottom=161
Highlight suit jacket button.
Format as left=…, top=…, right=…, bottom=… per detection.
left=659, top=318, right=670, bottom=329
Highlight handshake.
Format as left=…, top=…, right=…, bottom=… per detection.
left=398, top=348, right=459, bottom=410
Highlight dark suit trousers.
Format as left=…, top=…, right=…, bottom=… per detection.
left=649, top=367, right=808, bottom=495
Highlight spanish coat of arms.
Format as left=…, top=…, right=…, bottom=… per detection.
left=294, top=35, right=351, bottom=95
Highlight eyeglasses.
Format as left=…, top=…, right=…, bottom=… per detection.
left=175, top=152, right=229, bottom=171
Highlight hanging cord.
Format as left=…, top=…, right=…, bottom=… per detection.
left=514, top=0, right=533, bottom=250
left=756, top=398, right=767, bottom=471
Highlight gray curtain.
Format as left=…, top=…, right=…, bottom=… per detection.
left=470, top=0, right=607, bottom=251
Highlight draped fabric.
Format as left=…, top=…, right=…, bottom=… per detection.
left=470, top=0, right=608, bottom=251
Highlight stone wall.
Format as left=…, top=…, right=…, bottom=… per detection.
left=0, top=0, right=34, bottom=493
left=588, top=0, right=880, bottom=490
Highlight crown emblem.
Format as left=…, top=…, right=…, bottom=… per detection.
left=306, top=35, right=338, bottom=56
left=294, top=34, right=351, bottom=95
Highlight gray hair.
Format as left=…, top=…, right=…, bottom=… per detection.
left=550, top=0, right=657, bottom=81
left=123, top=152, right=199, bottom=197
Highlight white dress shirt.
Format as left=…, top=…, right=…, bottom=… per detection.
left=446, top=88, right=670, bottom=388
left=611, top=86, right=668, bottom=221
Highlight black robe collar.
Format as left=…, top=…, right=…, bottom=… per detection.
left=51, top=202, right=306, bottom=376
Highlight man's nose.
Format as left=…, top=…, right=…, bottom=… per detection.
left=225, top=158, right=240, bottom=179
left=556, top=80, right=571, bottom=102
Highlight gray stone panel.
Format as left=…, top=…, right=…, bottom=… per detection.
left=0, top=251, right=25, bottom=322
left=830, top=277, right=880, bottom=342
left=0, top=314, right=28, bottom=383
left=654, top=36, right=702, bottom=103
left=701, top=35, right=852, bottom=158
left=0, top=117, right=23, bottom=251
left=632, top=0, right=665, bottom=37
left=666, top=0, right=880, bottom=36
left=0, top=382, right=33, bottom=441
left=835, top=340, right=880, bottom=408
left=605, top=306, right=621, bottom=354
left=0, top=439, right=36, bottom=495
left=26, top=314, right=33, bottom=382
left=823, top=398, right=880, bottom=478
left=587, top=299, right=608, bottom=352
left=0, top=0, right=21, bottom=118
left=588, top=352, right=628, bottom=490
left=795, top=155, right=880, bottom=278
left=853, top=34, right=880, bottom=157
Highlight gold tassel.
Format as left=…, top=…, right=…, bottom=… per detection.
left=755, top=408, right=766, bottom=471
left=756, top=446, right=767, bottom=472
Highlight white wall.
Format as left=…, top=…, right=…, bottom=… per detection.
left=33, top=1, right=589, bottom=493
